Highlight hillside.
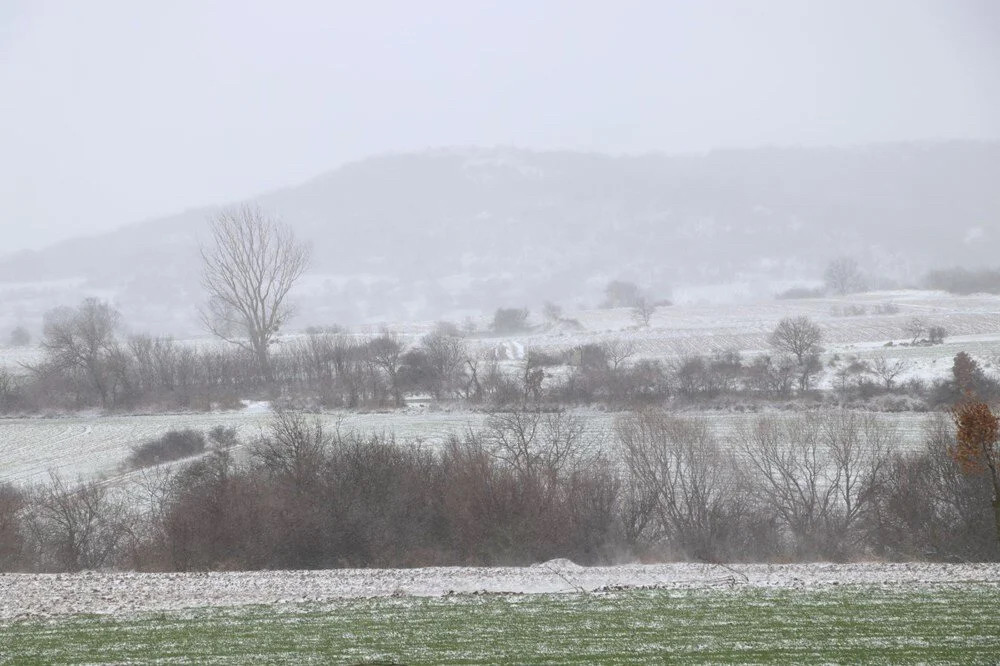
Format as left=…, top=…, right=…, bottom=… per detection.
left=1, top=141, right=998, bottom=334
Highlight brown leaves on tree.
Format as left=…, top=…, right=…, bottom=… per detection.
left=951, top=399, right=999, bottom=475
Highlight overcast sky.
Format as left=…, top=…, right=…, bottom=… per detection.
left=2, top=0, right=999, bottom=252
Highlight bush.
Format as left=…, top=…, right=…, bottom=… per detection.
left=0, top=484, right=26, bottom=571
left=208, top=426, right=240, bottom=448
left=526, top=349, right=563, bottom=368
left=491, top=308, right=530, bottom=334
left=7, top=406, right=1000, bottom=571
left=8, top=327, right=30, bottom=347
left=831, top=305, right=867, bottom=317
left=873, top=303, right=901, bottom=315
left=128, top=430, right=207, bottom=469
left=925, top=268, right=1000, bottom=295
left=775, top=286, right=825, bottom=300
left=927, top=326, right=947, bottom=344
left=601, top=280, right=643, bottom=308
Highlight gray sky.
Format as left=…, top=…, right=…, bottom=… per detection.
left=2, top=0, right=998, bottom=252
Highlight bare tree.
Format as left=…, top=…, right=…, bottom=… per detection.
left=542, top=301, right=563, bottom=323
left=824, top=256, right=866, bottom=295
left=39, top=298, right=121, bottom=407
left=736, top=415, right=837, bottom=555
left=422, top=331, right=467, bottom=399
left=869, top=353, right=910, bottom=390
left=617, top=410, right=742, bottom=558
left=200, top=205, right=310, bottom=380
left=369, top=331, right=405, bottom=406
left=602, top=280, right=642, bottom=308
left=601, top=339, right=637, bottom=371
left=768, top=316, right=823, bottom=364
left=736, top=412, right=893, bottom=557
left=631, top=297, right=656, bottom=327
left=26, top=473, right=131, bottom=571
left=0, top=369, right=16, bottom=412
left=478, top=409, right=593, bottom=478
left=904, top=317, right=926, bottom=344
left=927, top=326, right=947, bottom=345
left=825, top=412, right=894, bottom=542
left=251, top=411, right=330, bottom=488
left=491, top=308, right=530, bottom=334
left=8, top=326, right=30, bottom=348
left=0, top=484, right=25, bottom=570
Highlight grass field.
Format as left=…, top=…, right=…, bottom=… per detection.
left=3, top=585, right=999, bottom=664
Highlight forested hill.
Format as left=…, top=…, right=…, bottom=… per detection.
left=2, top=141, right=998, bottom=332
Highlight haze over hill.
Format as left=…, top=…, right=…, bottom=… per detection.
left=1, top=140, right=998, bottom=335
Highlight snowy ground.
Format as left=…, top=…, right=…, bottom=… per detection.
left=2, top=290, right=997, bottom=484
left=5, top=289, right=1000, bottom=370
left=0, top=406, right=481, bottom=484
left=504, top=290, right=1000, bottom=358
left=468, top=290, right=1000, bottom=391
left=2, top=561, right=998, bottom=620
left=0, top=407, right=938, bottom=485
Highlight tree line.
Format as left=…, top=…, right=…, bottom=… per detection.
left=2, top=405, right=998, bottom=573
left=0, top=297, right=988, bottom=414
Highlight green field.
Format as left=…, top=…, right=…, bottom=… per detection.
left=3, top=585, right=999, bottom=664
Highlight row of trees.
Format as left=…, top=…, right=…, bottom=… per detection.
left=1, top=308, right=491, bottom=411
left=2, top=404, right=998, bottom=573
left=0, top=302, right=983, bottom=413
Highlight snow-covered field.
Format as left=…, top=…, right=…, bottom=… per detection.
left=5, top=289, right=1000, bottom=368
left=468, top=290, right=1000, bottom=390
left=2, top=290, right=997, bottom=485
left=0, top=407, right=480, bottom=484
left=0, top=345, right=42, bottom=373
left=507, top=290, right=1000, bottom=357
left=2, top=561, right=997, bottom=619
left=0, top=407, right=939, bottom=485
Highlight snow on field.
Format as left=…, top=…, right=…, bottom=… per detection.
left=0, top=408, right=939, bottom=485
left=2, top=562, right=998, bottom=619
left=0, top=408, right=485, bottom=485
left=0, top=346, right=43, bottom=373
left=497, top=290, right=1000, bottom=360
left=6, top=290, right=998, bottom=374
left=3, top=290, right=996, bottom=485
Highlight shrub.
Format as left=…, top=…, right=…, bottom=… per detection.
left=128, top=430, right=207, bottom=469
left=927, top=326, right=947, bottom=345
left=775, top=286, right=825, bottom=300
left=831, top=305, right=867, bottom=317
left=601, top=280, right=643, bottom=308
left=0, top=484, right=26, bottom=571
left=873, top=303, right=901, bottom=315
left=526, top=349, right=563, bottom=368
left=491, top=308, right=530, bottom=334
left=208, top=426, right=240, bottom=449
left=8, top=326, right=30, bottom=347
left=925, top=268, right=1000, bottom=295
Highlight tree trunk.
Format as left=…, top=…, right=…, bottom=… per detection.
left=989, top=462, right=1000, bottom=553
left=993, top=495, right=1000, bottom=553
left=254, top=340, right=273, bottom=386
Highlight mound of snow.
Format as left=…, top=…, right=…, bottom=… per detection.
left=532, top=558, right=583, bottom=571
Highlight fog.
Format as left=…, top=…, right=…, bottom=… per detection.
left=2, top=0, right=999, bottom=252
left=8, top=2, right=1000, bottom=612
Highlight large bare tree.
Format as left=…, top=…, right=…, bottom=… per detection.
left=824, top=256, right=866, bottom=295
left=631, top=297, right=656, bottom=328
left=200, top=205, right=310, bottom=379
left=768, top=316, right=823, bottom=364
left=40, top=298, right=121, bottom=407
